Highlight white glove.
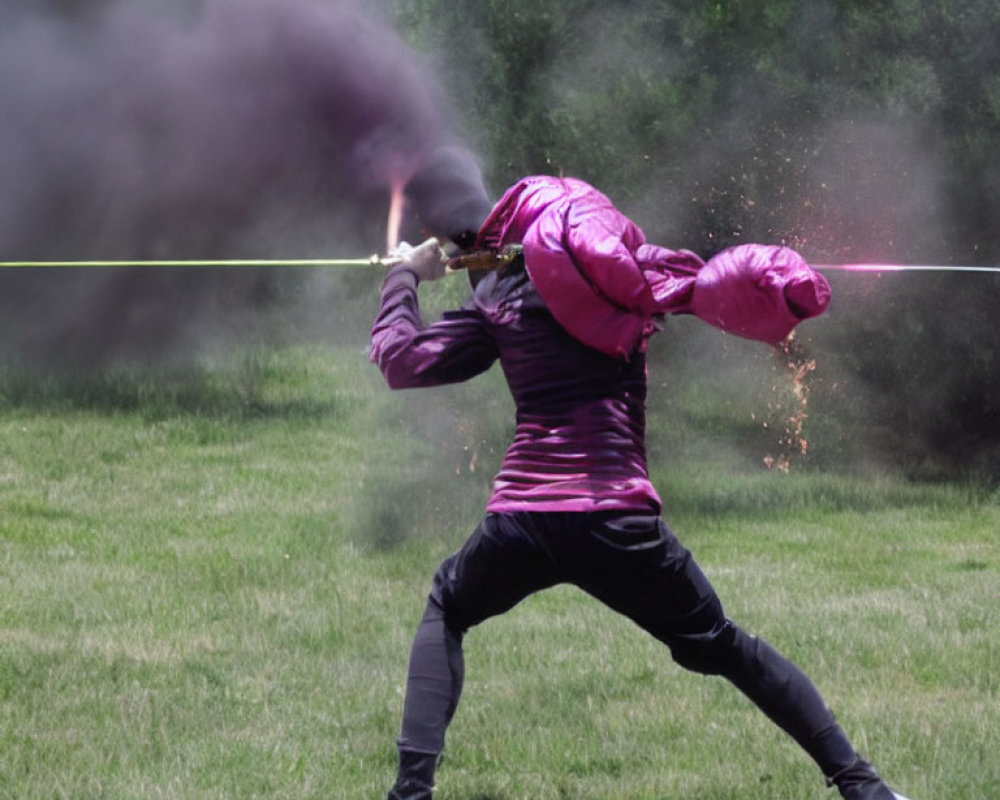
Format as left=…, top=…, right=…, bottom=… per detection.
left=391, top=237, right=447, bottom=282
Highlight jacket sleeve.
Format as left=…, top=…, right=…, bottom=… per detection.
left=369, top=267, right=500, bottom=389
left=690, top=244, right=831, bottom=344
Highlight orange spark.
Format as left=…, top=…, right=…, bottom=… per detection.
left=763, top=334, right=817, bottom=472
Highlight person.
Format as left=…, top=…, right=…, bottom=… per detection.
left=370, top=176, right=911, bottom=800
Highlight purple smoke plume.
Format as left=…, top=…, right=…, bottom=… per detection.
left=0, top=0, right=490, bottom=366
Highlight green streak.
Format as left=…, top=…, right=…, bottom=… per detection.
left=0, top=257, right=391, bottom=268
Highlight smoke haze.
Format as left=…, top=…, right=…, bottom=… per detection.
left=0, top=0, right=489, bottom=366
left=501, top=0, right=999, bottom=479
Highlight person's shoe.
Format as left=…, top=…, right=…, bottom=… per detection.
left=831, top=757, right=912, bottom=800
left=386, top=748, right=437, bottom=800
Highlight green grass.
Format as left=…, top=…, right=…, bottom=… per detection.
left=1, top=344, right=997, bottom=799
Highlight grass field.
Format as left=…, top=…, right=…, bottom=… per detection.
left=1, top=343, right=997, bottom=799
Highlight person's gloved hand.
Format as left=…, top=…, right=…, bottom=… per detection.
left=391, top=237, right=447, bottom=282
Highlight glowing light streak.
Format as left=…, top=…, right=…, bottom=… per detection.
left=0, top=257, right=401, bottom=269
left=1, top=259, right=995, bottom=273
left=814, top=263, right=1000, bottom=274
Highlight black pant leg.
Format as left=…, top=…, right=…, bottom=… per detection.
left=720, top=625, right=858, bottom=780
left=398, top=513, right=561, bottom=755
left=397, top=597, right=465, bottom=755
left=558, top=513, right=858, bottom=781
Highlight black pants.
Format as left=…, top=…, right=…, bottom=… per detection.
left=396, top=511, right=858, bottom=780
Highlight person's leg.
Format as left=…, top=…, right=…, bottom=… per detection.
left=712, top=624, right=879, bottom=791
left=395, top=596, right=465, bottom=757
left=387, top=597, right=462, bottom=800
left=686, top=624, right=906, bottom=800
left=558, top=513, right=902, bottom=799
left=388, top=513, right=561, bottom=799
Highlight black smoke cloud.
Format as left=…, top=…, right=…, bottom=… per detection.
left=0, top=0, right=490, bottom=366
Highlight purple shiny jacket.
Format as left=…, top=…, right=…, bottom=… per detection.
left=370, top=265, right=662, bottom=512
left=370, top=175, right=832, bottom=513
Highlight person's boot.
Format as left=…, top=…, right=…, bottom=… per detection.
left=830, top=756, right=912, bottom=800
left=386, top=748, right=437, bottom=800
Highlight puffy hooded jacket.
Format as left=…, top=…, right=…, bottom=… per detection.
left=476, top=175, right=831, bottom=356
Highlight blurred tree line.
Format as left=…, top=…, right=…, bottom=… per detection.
left=391, top=0, right=1000, bottom=481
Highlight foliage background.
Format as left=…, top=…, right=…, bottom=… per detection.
left=387, top=0, right=1000, bottom=480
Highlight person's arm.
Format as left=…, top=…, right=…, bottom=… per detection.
left=369, top=239, right=499, bottom=389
